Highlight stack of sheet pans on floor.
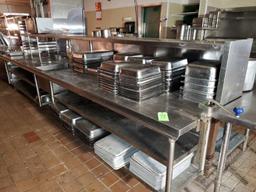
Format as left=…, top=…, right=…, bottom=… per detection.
left=183, top=61, right=219, bottom=103
left=119, top=65, right=163, bottom=101
left=97, top=61, right=133, bottom=94
left=94, top=134, right=137, bottom=170
left=74, top=119, right=108, bottom=144
left=129, top=151, right=194, bottom=191
left=152, top=58, right=188, bottom=92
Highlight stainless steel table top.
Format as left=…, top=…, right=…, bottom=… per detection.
left=0, top=54, right=203, bottom=139
left=212, top=90, right=256, bottom=130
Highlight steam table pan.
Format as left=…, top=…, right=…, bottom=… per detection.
left=120, top=65, right=161, bottom=80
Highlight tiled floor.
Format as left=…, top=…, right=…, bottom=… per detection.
left=0, top=80, right=256, bottom=192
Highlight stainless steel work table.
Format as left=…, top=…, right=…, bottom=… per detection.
left=211, top=90, right=256, bottom=192
left=0, top=54, right=206, bottom=192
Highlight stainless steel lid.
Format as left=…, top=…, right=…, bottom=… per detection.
left=100, top=61, right=134, bottom=73
left=152, top=58, right=188, bottom=70
left=120, top=65, right=161, bottom=79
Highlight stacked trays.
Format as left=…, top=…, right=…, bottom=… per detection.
left=98, top=61, right=133, bottom=94
left=72, top=51, right=114, bottom=73
left=129, top=151, right=194, bottom=191
left=72, top=53, right=86, bottom=73
left=119, top=65, right=163, bottom=101
left=183, top=61, right=219, bottom=103
left=113, top=53, right=143, bottom=62
left=152, top=58, right=188, bottom=92
left=94, top=134, right=137, bottom=170
left=74, top=119, right=107, bottom=143
left=127, top=56, right=155, bottom=64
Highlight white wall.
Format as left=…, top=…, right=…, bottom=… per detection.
left=84, top=0, right=199, bottom=11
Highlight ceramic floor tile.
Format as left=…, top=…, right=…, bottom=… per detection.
left=110, top=180, right=131, bottom=192
left=100, top=172, right=119, bottom=187
left=91, top=164, right=111, bottom=178
left=84, top=157, right=101, bottom=170
left=0, top=176, right=13, bottom=190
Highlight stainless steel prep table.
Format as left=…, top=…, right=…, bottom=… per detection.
left=3, top=53, right=256, bottom=192
left=0, top=54, right=205, bottom=192
left=211, top=90, right=256, bottom=192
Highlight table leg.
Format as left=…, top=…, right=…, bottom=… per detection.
left=243, top=129, right=250, bottom=152
left=199, top=118, right=211, bottom=174
left=49, top=81, right=55, bottom=105
left=34, top=74, right=42, bottom=107
left=205, top=119, right=221, bottom=176
left=165, top=138, right=175, bottom=192
left=214, top=122, right=232, bottom=192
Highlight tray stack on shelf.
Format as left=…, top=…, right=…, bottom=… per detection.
left=129, top=151, right=194, bottom=191
left=72, top=51, right=114, bottom=73
left=183, top=61, right=219, bottom=103
left=119, top=65, right=163, bottom=101
left=113, top=52, right=143, bottom=62
left=127, top=55, right=155, bottom=64
left=72, top=53, right=85, bottom=73
left=152, top=58, right=188, bottom=92
left=97, top=61, right=133, bottom=94
left=74, top=119, right=108, bottom=143
left=94, top=134, right=137, bottom=170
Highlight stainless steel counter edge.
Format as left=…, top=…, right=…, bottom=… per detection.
left=0, top=54, right=202, bottom=139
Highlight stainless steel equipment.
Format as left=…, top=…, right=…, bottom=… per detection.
left=101, top=29, right=111, bottom=38
left=71, top=50, right=114, bottom=73
left=152, top=58, right=188, bottom=93
left=119, top=65, right=163, bottom=101
left=75, top=119, right=107, bottom=142
left=98, top=61, right=133, bottom=94
left=129, top=151, right=194, bottom=191
left=92, top=30, right=101, bottom=37
left=183, top=61, right=219, bottom=103
left=243, top=58, right=256, bottom=92
left=113, top=52, right=143, bottom=61
left=128, top=55, right=154, bottom=64
left=94, top=134, right=137, bottom=170
left=215, top=39, right=253, bottom=105
left=59, top=109, right=82, bottom=133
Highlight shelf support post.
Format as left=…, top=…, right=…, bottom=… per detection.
left=214, top=122, right=232, bottom=192
left=165, top=138, right=176, bottom=192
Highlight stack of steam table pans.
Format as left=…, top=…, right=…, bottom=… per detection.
left=113, top=52, right=143, bottom=62
left=74, top=118, right=107, bottom=143
left=72, top=51, right=113, bottom=73
left=127, top=55, right=155, bottom=64
left=183, top=61, right=219, bottom=103
left=94, top=134, right=137, bottom=170
left=119, top=65, right=163, bottom=101
left=72, top=53, right=86, bottom=73
left=98, top=61, right=134, bottom=94
left=152, top=58, right=188, bottom=92
left=129, top=151, right=194, bottom=191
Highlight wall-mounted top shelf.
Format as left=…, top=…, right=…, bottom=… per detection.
left=24, top=33, right=225, bottom=51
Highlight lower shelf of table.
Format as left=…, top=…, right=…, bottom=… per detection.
left=54, top=91, right=199, bottom=165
